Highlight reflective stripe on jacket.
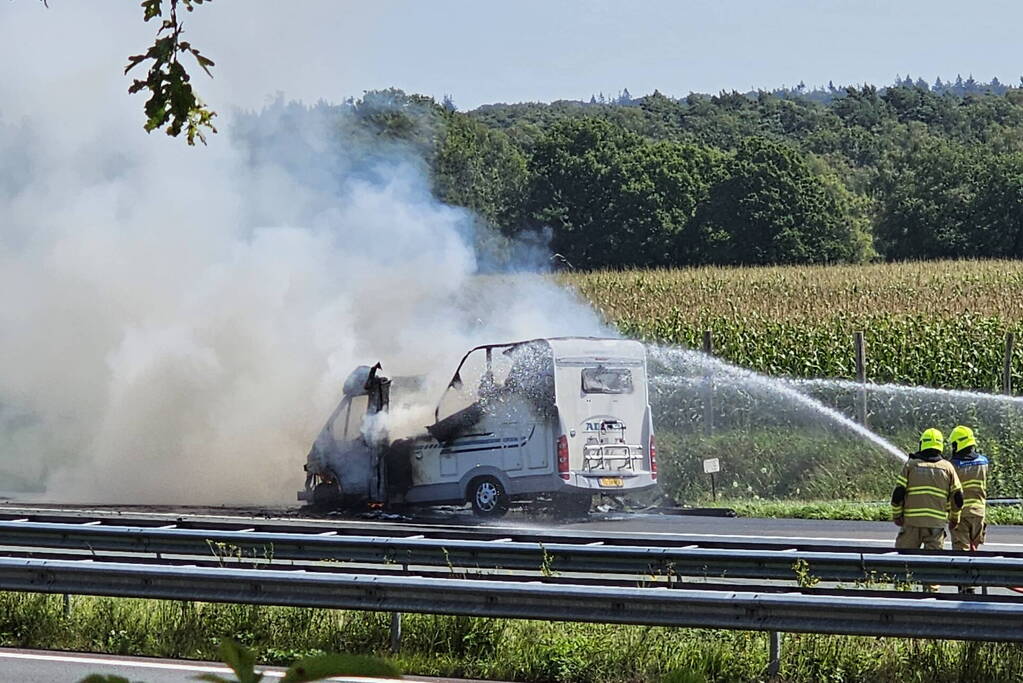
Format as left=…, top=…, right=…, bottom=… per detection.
left=893, top=458, right=963, bottom=527
left=951, top=453, right=990, bottom=519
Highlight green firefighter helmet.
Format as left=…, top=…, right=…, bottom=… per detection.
left=919, top=428, right=944, bottom=453
left=949, top=425, right=977, bottom=454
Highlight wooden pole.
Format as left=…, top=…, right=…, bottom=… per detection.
left=1004, top=332, right=1015, bottom=395
left=854, top=331, right=867, bottom=426
left=703, top=330, right=714, bottom=436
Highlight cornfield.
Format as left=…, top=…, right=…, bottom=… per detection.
left=560, top=261, right=1023, bottom=502
left=561, top=261, right=1023, bottom=390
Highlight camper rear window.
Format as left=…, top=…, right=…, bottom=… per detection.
left=581, top=367, right=633, bottom=394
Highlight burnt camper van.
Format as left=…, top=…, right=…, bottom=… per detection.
left=300, top=337, right=656, bottom=517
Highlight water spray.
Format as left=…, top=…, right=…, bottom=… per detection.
left=647, top=345, right=908, bottom=462
left=790, top=377, right=1023, bottom=408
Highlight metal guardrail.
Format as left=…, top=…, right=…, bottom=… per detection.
left=0, top=506, right=970, bottom=552
left=4, top=557, right=1023, bottom=642
left=0, top=507, right=862, bottom=550
left=2, top=520, right=1023, bottom=587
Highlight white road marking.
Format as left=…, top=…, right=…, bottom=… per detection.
left=611, top=530, right=893, bottom=543
left=0, top=650, right=402, bottom=681
left=642, top=530, right=1023, bottom=549
left=3, top=504, right=1022, bottom=550
left=614, top=530, right=1023, bottom=549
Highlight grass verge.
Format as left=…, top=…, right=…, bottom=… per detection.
left=4, top=593, right=1023, bottom=682
left=722, top=499, right=1023, bottom=525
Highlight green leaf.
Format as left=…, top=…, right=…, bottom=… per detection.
left=124, top=54, right=148, bottom=74
left=141, top=0, right=163, bottom=21
left=281, top=653, right=401, bottom=682
left=128, top=0, right=217, bottom=144
left=218, top=638, right=262, bottom=683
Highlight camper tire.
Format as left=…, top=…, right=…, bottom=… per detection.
left=311, top=479, right=343, bottom=510
left=469, top=476, right=509, bottom=518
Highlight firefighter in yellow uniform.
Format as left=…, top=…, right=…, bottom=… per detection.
left=891, top=428, right=964, bottom=560
left=948, top=425, right=989, bottom=550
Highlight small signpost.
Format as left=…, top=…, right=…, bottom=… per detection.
left=703, top=457, right=720, bottom=501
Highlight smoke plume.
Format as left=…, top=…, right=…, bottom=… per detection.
left=0, top=6, right=603, bottom=504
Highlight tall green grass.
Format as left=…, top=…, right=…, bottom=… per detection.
left=5, top=593, right=1023, bottom=682
left=726, top=499, right=1023, bottom=524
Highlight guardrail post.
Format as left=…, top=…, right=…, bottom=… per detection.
left=62, top=593, right=71, bottom=617
left=767, top=630, right=782, bottom=678
left=389, top=612, right=402, bottom=653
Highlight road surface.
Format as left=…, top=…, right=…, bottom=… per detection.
left=556, top=513, right=1023, bottom=550
left=0, top=648, right=497, bottom=682
left=2, top=500, right=1022, bottom=550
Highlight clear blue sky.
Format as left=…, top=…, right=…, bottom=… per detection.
left=4, top=1, right=1023, bottom=113
left=195, top=0, right=1023, bottom=110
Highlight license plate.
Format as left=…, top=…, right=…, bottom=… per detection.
left=599, top=477, right=624, bottom=487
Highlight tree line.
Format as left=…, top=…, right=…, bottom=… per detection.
left=236, top=80, right=1023, bottom=268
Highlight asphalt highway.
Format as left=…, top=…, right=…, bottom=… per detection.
left=2, top=499, right=1022, bottom=551
left=554, top=512, right=1023, bottom=551
left=362, top=506, right=1023, bottom=552
left=0, top=648, right=497, bottom=682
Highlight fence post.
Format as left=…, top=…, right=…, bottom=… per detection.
left=389, top=612, right=403, bottom=653
left=1004, top=332, right=1015, bottom=395
left=767, top=630, right=782, bottom=678
left=703, top=330, right=714, bottom=436
left=854, top=331, right=867, bottom=426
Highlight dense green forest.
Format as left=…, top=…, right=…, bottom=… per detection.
left=237, top=76, right=1023, bottom=268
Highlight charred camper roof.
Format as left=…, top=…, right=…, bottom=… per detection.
left=438, top=338, right=646, bottom=398
left=433, top=337, right=647, bottom=424
left=545, top=337, right=646, bottom=364
left=452, top=337, right=645, bottom=367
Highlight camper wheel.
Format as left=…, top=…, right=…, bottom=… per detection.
left=469, top=476, right=509, bottom=518
left=311, top=478, right=343, bottom=510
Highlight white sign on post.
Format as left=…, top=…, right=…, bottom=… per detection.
left=703, top=457, right=721, bottom=474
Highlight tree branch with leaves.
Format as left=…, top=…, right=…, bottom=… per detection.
left=124, top=0, right=218, bottom=144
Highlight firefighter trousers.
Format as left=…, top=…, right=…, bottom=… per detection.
left=951, top=516, right=987, bottom=551
left=895, top=525, right=945, bottom=550
left=895, top=526, right=945, bottom=592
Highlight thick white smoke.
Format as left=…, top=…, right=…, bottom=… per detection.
left=0, top=6, right=604, bottom=504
